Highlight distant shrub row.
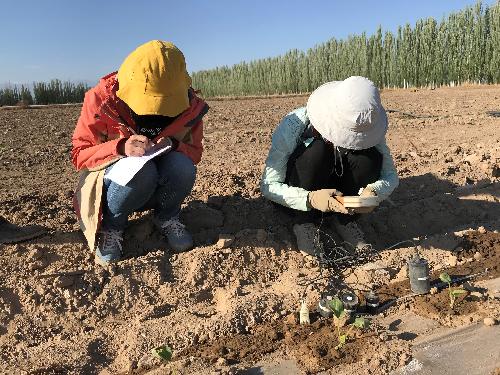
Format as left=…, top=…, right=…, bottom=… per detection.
left=192, top=1, right=500, bottom=96
left=0, top=80, right=90, bottom=106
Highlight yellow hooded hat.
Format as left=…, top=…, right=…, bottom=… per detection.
left=116, top=40, right=192, bottom=116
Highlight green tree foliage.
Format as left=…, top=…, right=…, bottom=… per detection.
left=0, top=85, right=33, bottom=106
left=32, top=80, right=90, bottom=105
left=192, top=1, right=500, bottom=96
left=0, top=80, right=89, bottom=106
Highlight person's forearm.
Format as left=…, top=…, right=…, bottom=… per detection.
left=261, top=178, right=310, bottom=211
left=72, top=138, right=123, bottom=171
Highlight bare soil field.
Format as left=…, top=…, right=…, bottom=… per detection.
left=0, top=85, right=499, bottom=374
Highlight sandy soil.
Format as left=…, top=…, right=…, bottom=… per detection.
left=0, top=85, right=499, bottom=374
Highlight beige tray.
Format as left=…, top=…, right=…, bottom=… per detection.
left=335, top=196, right=379, bottom=208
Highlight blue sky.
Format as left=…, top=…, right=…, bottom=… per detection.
left=0, top=0, right=495, bottom=84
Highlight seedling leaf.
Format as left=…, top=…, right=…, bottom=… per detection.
left=439, top=272, right=452, bottom=284
left=151, top=345, right=173, bottom=362
left=451, top=289, right=467, bottom=297
left=328, top=297, right=345, bottom=319
left=353, top=317, right=370, bottom=329
left=335, top=334, right=347, bottom=349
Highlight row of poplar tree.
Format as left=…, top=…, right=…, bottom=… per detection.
left=0, top=80, right=90, bottom=106
left=192, top=1, right=500, bottom=97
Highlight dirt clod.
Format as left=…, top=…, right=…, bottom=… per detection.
left=216, top=235, right=235, bottom=249
left=448, top=255, right=458, bottom=267
left=216, top=357, right=227, bottom=366
left=28, top=248, right=43, bottom=261
left=29, top=259, right=48, bottom=271
left=483, top=317, right=497, bottom=326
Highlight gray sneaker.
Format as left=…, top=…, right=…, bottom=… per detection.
left=331, top=219, right=370, bottom=250
left=95, top=229, right=123, bottom=266
left=293, top=222, right=323, bottom=257
left=155, top=216, right=193, bottom=252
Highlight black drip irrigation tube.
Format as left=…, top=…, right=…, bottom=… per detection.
left=296, top=214, right=492, bottom=318
left=299, top=226, right=500, bottom=328
left=372, top=269, right=490, bottom=316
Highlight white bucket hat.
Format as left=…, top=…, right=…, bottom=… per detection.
left=306, top=76, right=387, bottom=150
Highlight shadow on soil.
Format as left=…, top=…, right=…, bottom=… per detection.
left=80, top=338, right=113, bottom=375
left=182, top=173, right=499, bottom=253
left=7, top=173, right=498, bottom=267
left=359, top=174, right=499, bottom=249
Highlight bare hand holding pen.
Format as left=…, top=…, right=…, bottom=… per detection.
left=118, top=135, right=154, bottom=156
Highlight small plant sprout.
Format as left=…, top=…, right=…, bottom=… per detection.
left=439, top=272, right=467, bottom=309
left=328, top=297, right=370, bottom=350
left=151, top=345, right=173, bottom=362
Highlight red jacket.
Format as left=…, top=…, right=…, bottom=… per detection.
left=72, top=72, right=209, bottom=170
left=71, top=72, right=209, bottom=250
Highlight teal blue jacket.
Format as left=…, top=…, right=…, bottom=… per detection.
left=260, top=107, right=399, bottom=211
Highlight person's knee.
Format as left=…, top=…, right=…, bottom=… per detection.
left=177, top=154, right=197, bottom=186
left=305, top=138, right=331, bottom=162
left=288, top=138, right=333, bottom=190
left=130, top=160, right=159, bottom=194
left=158, top=152, right=196, bottom=188
left=348, top=150, right=382, bottom=186
left=104, top=161, right=159, bottom=217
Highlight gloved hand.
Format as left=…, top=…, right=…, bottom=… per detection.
left=307, top=189, right=349, bottom=214
left=353, top=187, right=378, bottom=213
left=360, top=187, right=377, bottom=197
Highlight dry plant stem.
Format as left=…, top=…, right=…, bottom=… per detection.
left=336, top=318, right=342, bottom=344
left=344, top=324, right=355, bottom=340
left=334, top=320, right=358, bottom=349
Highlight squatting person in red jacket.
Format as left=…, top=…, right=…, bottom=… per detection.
left=71, top=40, right=209, bottom=265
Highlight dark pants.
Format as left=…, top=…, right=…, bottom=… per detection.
left=285, top=138, right=383, bottom=223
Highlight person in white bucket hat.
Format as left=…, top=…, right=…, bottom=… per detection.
left=260, top=76, right=399, bottom=251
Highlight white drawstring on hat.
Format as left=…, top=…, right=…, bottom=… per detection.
left=332, top=145, right=344, bottom=177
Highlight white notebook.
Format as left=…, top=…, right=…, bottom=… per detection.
left=104, top=144, right=172, bottom=186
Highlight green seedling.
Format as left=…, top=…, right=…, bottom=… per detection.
left=439, top=272, right=467, bottom=309
left=328, top=297, right=370, bottom=350
left=151, top=345, right=173, bottom=362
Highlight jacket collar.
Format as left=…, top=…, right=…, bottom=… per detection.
left=96, top=72, right=209, bottom=138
